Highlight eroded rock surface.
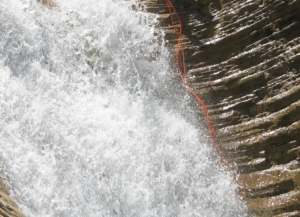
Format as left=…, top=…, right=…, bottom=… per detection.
left=0, top=178, right=24, bottom=217
left=145, top=0, right=300, bottom=216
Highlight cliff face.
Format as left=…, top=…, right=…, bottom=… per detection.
left=146, top=0, right=300, bottom=216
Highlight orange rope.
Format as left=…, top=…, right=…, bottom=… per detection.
left=164, top=0, right=246, bottom=199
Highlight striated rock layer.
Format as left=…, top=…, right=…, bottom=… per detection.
left=145, top=0, right=300, bottom=216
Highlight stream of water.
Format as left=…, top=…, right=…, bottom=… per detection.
left=0, top=0, right=248, bottom=216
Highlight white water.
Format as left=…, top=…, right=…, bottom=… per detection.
left=0, top=0, right=248, bottom=216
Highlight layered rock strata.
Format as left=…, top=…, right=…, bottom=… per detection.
left=145, top=0, right=300, bottom=216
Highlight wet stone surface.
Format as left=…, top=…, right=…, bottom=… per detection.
left=146, top=0, right=300, bottom=216
left=0, top=178, right=24, bottom=217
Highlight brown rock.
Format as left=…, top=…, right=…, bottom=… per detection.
left=0, top=178, right=24, bottom=217
left=145, top=0, right=300, bottom=215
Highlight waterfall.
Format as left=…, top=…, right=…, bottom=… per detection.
left=0, top=0, right=248, bottom=216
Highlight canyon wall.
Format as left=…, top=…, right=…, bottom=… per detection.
left=146, top=0, right=300, bottom=216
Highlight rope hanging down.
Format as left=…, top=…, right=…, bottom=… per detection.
left=164, top=0, right=247, bottom=199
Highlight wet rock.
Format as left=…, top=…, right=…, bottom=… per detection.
left=146, top=0, right=300, bottom=215
left=0, top=178, right=24, bottom=217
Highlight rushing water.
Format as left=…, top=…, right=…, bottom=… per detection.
left=0, top=0, right=248, bottom=216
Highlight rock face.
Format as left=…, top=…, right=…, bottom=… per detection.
left=146, top=0, right=300, bottom=216
left=0, top=178, right=24, bottom=217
